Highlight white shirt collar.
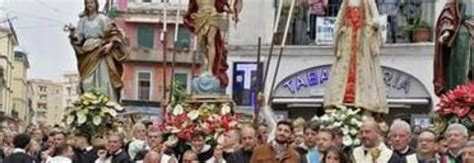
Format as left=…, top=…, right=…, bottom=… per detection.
left=86, top=146, right=93, bottom=151
left=13, top=148, right=26, bottom=153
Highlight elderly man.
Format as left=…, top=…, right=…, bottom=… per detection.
left=352, top=118, right=401, bottom=163
left=443, top=123, right=468, bottom=162
left=96, top=133, right=131, bottom=163
left=462, top=141, right=474, bottom=163
left=405, top=130, right=441, bottom=163
left=295, top=122, right=320, bottom=163
left=223, top=126, right=258, bottom=163
left=210, top=129, right=242, bottom=162
left=389, top=119, right=416, bottom=158
left=250, top=121, right=300, bottom=163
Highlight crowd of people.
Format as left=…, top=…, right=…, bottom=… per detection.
left=0, top=117, right=473, bottom=163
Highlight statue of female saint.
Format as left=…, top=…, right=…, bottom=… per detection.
left=184, top=0, right=241, bottom=88
left=434, top=0, right=474, bottom=96
left=68, top=0, right=127, bottom=102
left=323, top=0, right=388, bottom=113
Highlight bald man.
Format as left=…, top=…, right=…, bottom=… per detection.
left=351, top=118, right=401, bottom=163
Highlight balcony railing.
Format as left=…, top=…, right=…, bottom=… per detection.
left=277, top=1, right=436, bottom=45
left=116, top=1, right=188, bottom=14
left=127, top=46, right=199, bottom=64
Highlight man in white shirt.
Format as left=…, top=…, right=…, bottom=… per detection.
left=352, top=117, right=401, bottom=163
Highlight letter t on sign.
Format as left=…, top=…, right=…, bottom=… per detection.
left=236, top=64, right=258, bottom=90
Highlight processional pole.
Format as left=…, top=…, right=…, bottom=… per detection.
left=169, top=0, right=182, bottom=104
left=261, top=0, right=284, bottom=96
left=268, top=0, right=296, bottom=105
left=161, top=1, right=169, bottom=109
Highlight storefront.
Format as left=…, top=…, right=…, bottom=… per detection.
left=270, top=64, right=432, bottom=124
left=228, top=43, right=436, bottom=125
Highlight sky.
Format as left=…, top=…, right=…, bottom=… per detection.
left=0, top=0, right=107, bottom=82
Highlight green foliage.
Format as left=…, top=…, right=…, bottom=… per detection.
left=106, top=7, right=120, bottom=19
left=405, top=18, right=431, bottom=32
left=171, top=81, right=187, bottom=107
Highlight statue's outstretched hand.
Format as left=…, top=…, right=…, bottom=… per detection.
left=439, top=31, right=450, bottom=44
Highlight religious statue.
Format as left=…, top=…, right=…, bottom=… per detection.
left=323, top=0, right=388, bottom=113
left=67, top=0, right=127, bottom=102
left=185, top=0, right=241, bottom=94
left=434, top=0, right=474, bottom=96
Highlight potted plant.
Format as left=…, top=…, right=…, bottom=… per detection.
left=406, top=19, right=431, bottom=42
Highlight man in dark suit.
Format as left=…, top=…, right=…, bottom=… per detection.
left=96, top=132, right=131, bottom=163
left=4, top=133, right=35, bottom=163
left=215, top=126, right=257, bottom=163
left=73, top=133, right=97, bottom=163
left=295, top=122, right=320, bottom=163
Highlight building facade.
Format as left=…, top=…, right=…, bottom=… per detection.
left=226, top=0, right=448, bottom=126
left=12, top=49, right=30, bottom=123
left=61, top=72, right=80, bottom=109
left=28, top=79, right=64, bottom=125
left=113, top=0, right=197, bottom=119
left=0, top=23, right=17, bottom=116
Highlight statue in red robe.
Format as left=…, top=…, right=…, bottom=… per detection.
left=434, top=0, right=474, bottom=96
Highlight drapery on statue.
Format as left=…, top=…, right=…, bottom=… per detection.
left=323, top=0, right=388, bottom=113
left=184, top=0, right=241, bottom=88
left=434, top=0, right=474, bottom=96
left=67, top=0, right=128, bottom=102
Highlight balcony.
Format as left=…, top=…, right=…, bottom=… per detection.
left=127, top=46, right=200, bottom=64
left=278, top=1, right=436, bottom=45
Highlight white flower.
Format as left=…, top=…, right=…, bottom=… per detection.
left=342, top=135, right=353, bottom=146
left=173, top=104, right=184, bottom=116
left=320, top=115, right=330, bottom=122
left=114, top=104, right=124, bottom=112
left=93, top=116, right=102, bottom=126
left=350, top=128, right=358, bottom=136
left=221, top=105, right=231, bottom=115
left=341, top=126, right=349, bottom=135
left=353, top=139, right=361, bottom=145
left=311, top=116, right=319, bottom=121
left=66, top=115, right=75, bottom=125
left=333, top=122, right=343, bottom=128
left=108, top=109, right=117, bottom=117
left=167, top=135, right=178, bottom=146
left=76, top=111, right=87, bottom=125
left=83, top=92, right=96, bottom=100
left=187, top=110, right=199, bottom=120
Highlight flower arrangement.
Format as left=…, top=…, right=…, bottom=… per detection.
left=436, top=82, right=474, bottom=129
left=160, top=103, right=239, bottom=143
left=63, top=90, right=124, bottom=137
left=311, top=105, right=363, bottom=147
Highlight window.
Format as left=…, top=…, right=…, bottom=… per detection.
left=137, top=71, right=152, bottom=100
left=39, top=95, right=47, bottom=100
left=39, top=86, right=47, bottom=92
left=176, top=26, right=191, bottom=51
left=137, top=25, right=155, bottom=49
left=174, top=73, right=188, bottom=90
left=37, top=103, right=47, bottom=110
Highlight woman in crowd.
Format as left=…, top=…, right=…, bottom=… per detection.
left=322, top=147, right=349, bottom=163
